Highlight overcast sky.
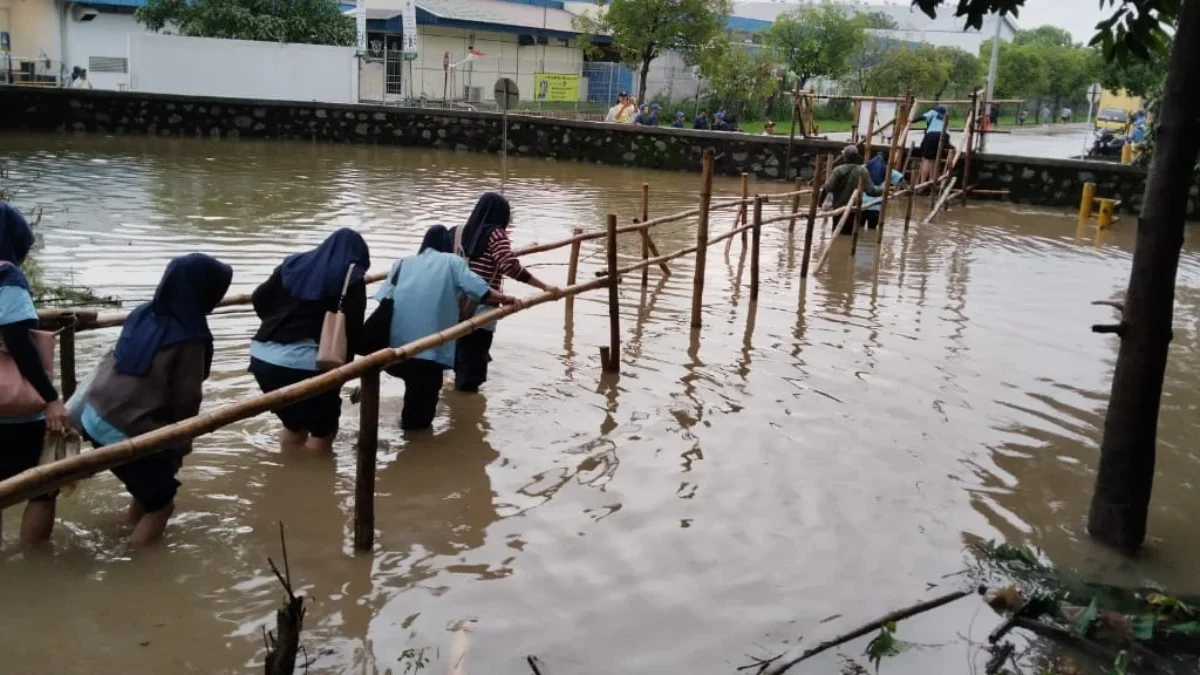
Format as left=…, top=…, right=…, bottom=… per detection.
left=1011, top=0, right=1109, bottom=44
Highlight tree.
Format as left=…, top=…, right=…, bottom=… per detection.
left=1100, top=47, right=1169, bottom=98
left=135, top=0, right=355, bottom=46
left=916, top=0, right=1195, bottom=555
left=765, top=1, right=867, bottom=89
left=980, top=39, right=1048, bottom=99
left=1039, top=45, right=1102, bottom=108
left=695, top=41, right=779, bottom=116
left=572, top=0, right=731, bottom=105
left=934, top=46, right=982, bottom=99
left=861, top=10, right=900, bottom=29
left=862, top=44, right=949, bottom=97
left=1013, top=24, right=1076, bottom=47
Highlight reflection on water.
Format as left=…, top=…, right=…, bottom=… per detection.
left=2, top=132, right=1199, bottom=674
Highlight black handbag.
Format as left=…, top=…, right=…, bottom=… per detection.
left=360, top=261, right=402, bottom=355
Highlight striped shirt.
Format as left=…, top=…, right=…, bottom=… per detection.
left=467, top=228, right=532, bottom=292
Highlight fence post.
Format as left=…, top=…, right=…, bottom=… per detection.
left=603, top=214, right=621, bottom=374
left=566, top=227, right=583, bottom=315
left=800, top=155, right=824, bottom=278
left=353, top=368, right=380, bottom=552
left=904, top=159, right=917, bottom=233
left=640, top=183, right=650, bottom=289
left=787, top=176, right=803, bottom=234
left=59, top=320, right=77, bottom=401
left=750, top=196, right=763, bottom=302
left=739, top=172, right=750, bottom=249
left=691, top=149, right=715, bottom=329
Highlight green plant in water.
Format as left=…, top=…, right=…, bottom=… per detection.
left=864, top=621, right=910, bottom=673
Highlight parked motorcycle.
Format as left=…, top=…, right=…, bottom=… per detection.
left=1087, top=129, right=1126, bottom=159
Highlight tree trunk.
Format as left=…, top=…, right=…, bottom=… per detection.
left=1087, top=0, right=1200, bottom=554
left=637, top=51, right=654, bottom=106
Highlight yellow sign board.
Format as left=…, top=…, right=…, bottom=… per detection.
left=533, top=73, right=580, bottom=102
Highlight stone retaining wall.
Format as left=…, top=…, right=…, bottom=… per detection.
left=2, top=85, right=1191, bottom=218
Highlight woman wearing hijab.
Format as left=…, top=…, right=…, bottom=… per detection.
left=914, top=104, right=950, bottom=188
left=0, top=202, right=65, bottom=548
left=250, top=228, right=369, bottom=453
left=372, top=226, right=520, bottom=429
left=80, top=253, right=233, bottom=545
left=448, top=193, right=558, bottom=393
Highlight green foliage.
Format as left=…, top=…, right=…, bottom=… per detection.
left=1076, top=597, right=1100, bottom=637
left=135, top=0, right=356, bottom=46
left=978, top=39, right=1048, bottom=100
left=1130, top=614, right=1156, bottom=641
left=861, top=10, right=900, bottom=29
left=978, top=29, right=1102, bottom=106
left=935, top=46, right=982, bottom=99
left=862, top=44, right=949, bottom=98
left=1099, top=48, right=1168, bottom=98
left=1106, top=650, right=1130, bottom=675
left=694, top=41, right=778, bottom=115
left=766, top=1, right=866, bottom=87
left=573, top=0, right=731, bottom=102
left=1013, top=25, right=1076, bottom=48
left=864, top=621, right=910, bottom=672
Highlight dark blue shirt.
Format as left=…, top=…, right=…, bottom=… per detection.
left=693, top=115, right=709, bottom=129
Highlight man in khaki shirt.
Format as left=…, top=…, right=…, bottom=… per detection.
left=821, top=146, right=882, bottom=234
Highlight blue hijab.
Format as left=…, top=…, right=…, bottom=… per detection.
left=865, top=155, right=888, bottom=185
left=113, top=253, right=233, bottom=378
left=420, top=225, right=453, bottom=254
left=454, top=192, right=511, bottom=259
left=0, top=203, right=35, bottom=290
left=279, top=228, right=370, bottom=302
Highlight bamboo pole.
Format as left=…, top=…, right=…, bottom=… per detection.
left=353, top=368, right=379, bottom=552
left=640, top=183, right=650, bottom=288
left=750, top=196, right=763, bottom=302
left=0, top=278, right=611, bottom=508
left=786, top=176, right=804, bottom=233
left=962, top=90, right=978, bottom=206
left=59, top=323, right=77, bottom=401
left=849, top=103, right=876, bottom=257
left=930, top=116, right=950, bottom=208
left=785, top=81, right=800, bottom=179
left=604, top=214, right=621, bottom=374
left=691, top=149, right=714, bottom=329
left=812, top=187, right=861, bottom=276
left=565, top=227, right=582, bottom=315
left=904, top=159, right=917, bottom=233
left=922, top=177, right=959, bottom=225
left=849, top=190, right=865, bottom=257
left=601, top=220, right=755, bottom=279
left=641, top=230, right=671, bottom=278
left=876, top=99, right=909, bottom=245
left=851, top=101, right=860, bottom=144
left=800, top=156, right=824, bottom=278
left=725, top=172, right=750, bottom=255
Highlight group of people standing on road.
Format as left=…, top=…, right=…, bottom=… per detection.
left=0, top=193, right=558, bottom=548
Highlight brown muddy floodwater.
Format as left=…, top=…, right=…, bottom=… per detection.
left=2, top=132, right=1200, bottom=675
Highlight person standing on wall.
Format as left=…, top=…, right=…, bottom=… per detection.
left=80, top=253, right=233, bottom=545
left=449, top=193, right=560, bottom=393
left=249, top=229, right=370, bottom=454
left=0, top=202, right=65, bottom=549
left=913, top=104, right=950, bottom=189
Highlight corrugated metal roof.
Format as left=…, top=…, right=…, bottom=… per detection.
left=366, top=0, right=578, bottom=33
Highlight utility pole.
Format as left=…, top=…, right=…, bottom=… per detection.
left=985, top=12, right=1002, bottom=101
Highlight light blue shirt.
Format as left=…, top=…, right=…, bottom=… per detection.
left=249, top=339, right=319, bottom=371
left=81, top=402, right=129, bottom=446
left=866, top=170, right=906, bottom=212
left=374, top=250, right=491, bottom=369
left=923, top=110, right=945, bottom=134
left=0, top=284, right=44, bottom=424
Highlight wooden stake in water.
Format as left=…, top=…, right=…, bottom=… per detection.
left=565, top=226, right=583, bottom=314
left=725, top=173, right=750, bottom=255
left=640, top=183, right=650, bottom=288
left=604, top=213, right=621, bottom=374
left=850, top=103, right=876, bottom=257
left=692, top=149, right=715, bottom=328
left=787, top=176, right=804, bottom=233
left=59, top=322, right=77, bottom=401
left=904, top=158, right=917, bottom=233
left=800, top=156, right=825, bottom=278
left=962, top=90, right=978, bottom=206
left=353, top=368, right=380, bottom=552
left=751, top=196, right=763, bottom=302
left=930, top=116, right=950, bottom=208
left=877, top=99, right=909, bottom=245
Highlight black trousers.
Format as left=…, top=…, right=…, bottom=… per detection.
left=454, top=329, right=494, bottom=392
left=386, top=359, right=446, bottom=430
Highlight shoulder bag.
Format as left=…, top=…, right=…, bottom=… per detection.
left=360, top=261, right=402, bottom=356
left=453, top=226, right=501, bottom=322
left=0, top=263, right=57, bottom=417
left=316, top=265, right=356, bottom=371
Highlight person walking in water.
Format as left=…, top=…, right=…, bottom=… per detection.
left=0, top=202, right=65, bottom=549
left=449, top=193, right=559, bottom=393
left=80, top=253, right=233, bottom=545
left=913, top=104, right=950, bottom=189
left=249, top=229, right=369, bottom=453
left=372, top=226, right=522, bottom=429
left=821, top=146, right=883, bottom=234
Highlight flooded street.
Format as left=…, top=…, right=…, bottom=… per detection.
left=2, top=132, right=1199, bottom=675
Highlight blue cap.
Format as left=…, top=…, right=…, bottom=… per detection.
left=651, top=103, right=662, bottom=110
left=676, top=110, right=685, bottom=117
left=934, top=104, right=947, bottom=114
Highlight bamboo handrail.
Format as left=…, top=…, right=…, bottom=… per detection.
left=811, top=187, right=862, bottom=276
left=0, top=276, right=614, bottom=508
left=599, top=220, right=756, bottom=279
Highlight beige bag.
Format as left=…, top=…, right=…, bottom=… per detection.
left=453, top=225, right=501, bottom=322
left=0, top=325, right=56, bottom=418
left=316, top=265, right=356, bottom=371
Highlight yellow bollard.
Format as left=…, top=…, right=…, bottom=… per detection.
left=1097, top=198, right=1116, bottom=229
left=1121, top=143, right=1134, bottom=165
left=1079, top=182, right=1096, bottom=226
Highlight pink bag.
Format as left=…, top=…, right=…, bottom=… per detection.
left=0, top=326, right=56, bottom=417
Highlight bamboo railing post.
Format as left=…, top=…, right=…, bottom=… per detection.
left=930, top=113, right=950, bottom=208
left=565, top=227, right=583, bottom=314
left=639, top=183, right=650, bottom=288
left=849, top=191, right=865, bottom=257
left=962, top=90, right=978, bottom=206
left=59, top=321, right=77, bottom=401
left=877, top=98, right=909, bottom=245
left=750, top=196, right=763, bottom=302
left=691, top=149, right=715, bottom=329
left=353, top=368, right=380, bottom=552
left=603, top=214, right=621, bottom=374
left=787, top=176, right=804, bottom=233
left=851, top=101, right=861, bottom=144
left=739, top=173, right=750, bottom=248
left=800, top=155, right=824, bottom=278
left=904, top=159, right=917, bottom=233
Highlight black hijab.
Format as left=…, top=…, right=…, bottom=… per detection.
left=454, top=192, right=511, bottom=259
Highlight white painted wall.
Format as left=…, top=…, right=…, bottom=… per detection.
left=8, top=0, right=60, bottom=64
left=65, top=10, right=144, bottom=90
left=641, top=50, right=701, bottom=103
left=129, top=33, right=359, bottom=104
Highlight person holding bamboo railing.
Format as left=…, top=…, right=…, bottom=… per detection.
left=249, top=229, right=370, bottom=454
left=371, top=225, right=521, bottom=430
left=0, top=202, right=65, bottom=549
left=79, top=253, right=233, bottom=545
left=449, top=193, right=559, bottom=393
left=913, top=104, right=952, bottom=190
left=821, top=146, right=883, bottom=234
